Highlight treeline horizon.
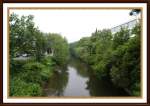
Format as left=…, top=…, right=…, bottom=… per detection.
left=70, top=24, right=141, bottom=96
left=9, top=13, right=141, bottom=97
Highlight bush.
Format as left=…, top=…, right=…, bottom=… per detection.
left=22, top=62, right=45, bottom=84
left=10, top=60, right=27, bottom=75
left=41, top=56, right=55, bottom=67
left=71, top=25, right=141, bottom=96
left=10, top=60, right=54, bottom=96
left=10, top=77, right=42, bottom=96
left=22, top=60, right=54, bottom=82
left=10, top=58, right=36, bottom=75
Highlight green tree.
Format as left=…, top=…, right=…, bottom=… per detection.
left=71, top=24, right=141, bottom=96
left=9, top=13, right=37, bottom=58
left=46, top=33, right=69, bottom=66
left=110, top=24, right=141, bottom=95
left=34, top=31, right=47, bottom=61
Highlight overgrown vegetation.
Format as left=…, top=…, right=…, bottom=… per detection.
left=9, top=12, right=141, bottom=97
left=70, top=24, right=141, bottom=96
left=9, top=13, right=69, bottom=96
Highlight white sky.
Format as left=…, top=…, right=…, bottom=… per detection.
left=10, top=9, right=135, bottom=43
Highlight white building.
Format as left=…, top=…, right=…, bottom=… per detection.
left=111, top=11, right=141, bottom=34
left=111, top=19, right=139, bottom=34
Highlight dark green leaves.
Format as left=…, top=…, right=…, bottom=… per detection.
left=71, top=24, right=141, bottom=96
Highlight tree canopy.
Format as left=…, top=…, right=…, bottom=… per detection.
left=71, top=24, right=141, bottom=96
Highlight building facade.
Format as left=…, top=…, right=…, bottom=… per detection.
left=111, top=19, right=139, bottom=34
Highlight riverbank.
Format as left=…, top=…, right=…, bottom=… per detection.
left=43, top=56, right=129, bottom=97
left=10, top=55, right=55, bottom=96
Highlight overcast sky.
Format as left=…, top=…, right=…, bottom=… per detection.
left=10, top=9, right=135, bottom=43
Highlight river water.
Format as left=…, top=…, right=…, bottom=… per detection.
left=44, top=57, right=129, bottom=97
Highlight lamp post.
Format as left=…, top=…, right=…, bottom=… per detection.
left=129, top=9, right=141, bottom=23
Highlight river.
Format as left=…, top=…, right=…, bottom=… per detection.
left=43, top=57, right=129, bottom=97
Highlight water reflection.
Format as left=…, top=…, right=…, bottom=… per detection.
left=44, top=57, right=129, bottom=96
left=86, top=75, right=129, bottom=96
left=44, top=70, right=68, bottom=96
left=63, top=66, right=90, bottom=96
left=69, top=57, right=89, bottom=78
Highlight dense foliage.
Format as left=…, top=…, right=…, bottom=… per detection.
left=46, top=33, right=69, bottom=66
left=70, top=25, right=141, bottom=96
left=9, top=13, right=69, bottom=96
left=9, top=12, right=141, bottom=97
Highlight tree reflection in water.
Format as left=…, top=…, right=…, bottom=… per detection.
left=44, top=68, right=69, bottom=96
left=44, top=57, right=129, bottom=96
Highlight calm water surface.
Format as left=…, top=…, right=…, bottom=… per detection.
left=44, top=57, right=129, bottom=96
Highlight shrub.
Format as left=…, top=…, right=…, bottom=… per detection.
left=10, top=60, right=27, bottom=75
left=10, top=77, right=42, bottom=96
left=41, top=56, right=55, bottom=67
left=22, top=62, right=45, bottom=84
